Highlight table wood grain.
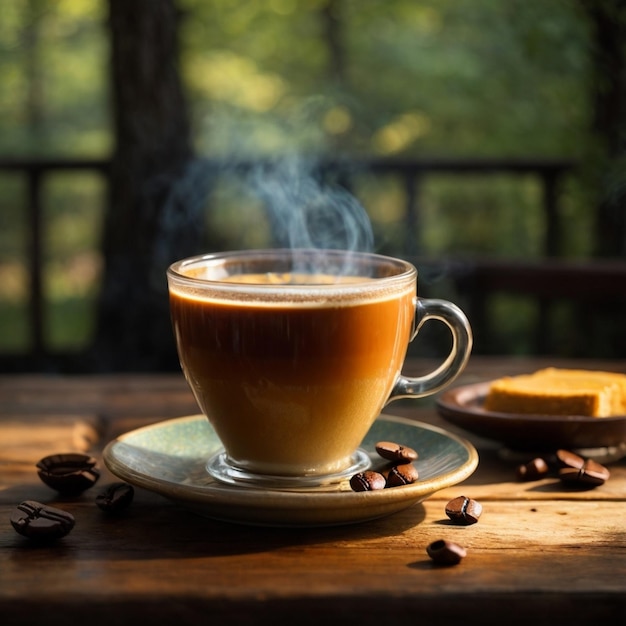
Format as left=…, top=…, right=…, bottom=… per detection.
left=1, top=357, right=625, bottom=625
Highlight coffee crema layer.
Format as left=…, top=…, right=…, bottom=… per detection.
left=212, top=272, right=373, bottom=285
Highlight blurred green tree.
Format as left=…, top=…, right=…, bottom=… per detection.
left=92, top=0, right=196, bottom=370
left=0, top=0, right=625, bottom=366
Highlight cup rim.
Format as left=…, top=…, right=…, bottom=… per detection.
left=167, top=248, right=416, bottom=299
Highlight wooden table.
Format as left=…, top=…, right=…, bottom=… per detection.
left=1, top=357, right=625, bottom=625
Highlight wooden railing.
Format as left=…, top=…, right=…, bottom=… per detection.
left=0, top=158, right=111, bottom=363
left=432, top=255, right=626, bottom=357
left=321, top=156, right=573, bottom=258
left=1, top=155, right=588, bottom=371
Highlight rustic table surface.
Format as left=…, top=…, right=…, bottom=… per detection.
left=1, top=356, right=625, bottom=626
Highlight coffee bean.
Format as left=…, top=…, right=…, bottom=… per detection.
left=555, top=449, right=586, bottom=470
left=375, top=441, right=418, bottom=463
left=445, top=495, right=482, bottom=525
left=516, top=457, right=550, bottom=481
left=349, top=470, right=386, bottom=492
left=558, top=458, right=610, bottom=488
left=10, top=500, right=75, bottom=541
left=37, top=453, right=100, bottom=495
left=555, top=449, right=610, bottom=488
left=385, top=463, right=419, bottom=487
left=96, top=482, right=135, bottom=512
left=426, top=539, right=466, bottom=566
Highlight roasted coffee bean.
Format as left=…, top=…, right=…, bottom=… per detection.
left=558, top=458, right=610, bottom=488
left=10, top=500, right=75, bottom=541
left=37, top=453, right=100, bottom=495
left=555, top=449, right=586, bottom=470
left=426, top=539, right=466, bottom=566
left=96, top=482, right=135, bottom=512
left=349, top=470, right=386, bottom=492
left=445, top=495, right=482, bottom=525
left=516, top=457, right=550, bottom=481
left=555, top=449, right=610, bottom=488
left=385, top=463, right=419, bottom=487
left=375, top=441, right=418, bottom=464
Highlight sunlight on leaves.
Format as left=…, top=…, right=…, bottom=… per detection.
left=373, top=112, right=432, bottom=155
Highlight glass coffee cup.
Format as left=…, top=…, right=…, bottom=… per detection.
left=167, top=249, right=472, bottom=489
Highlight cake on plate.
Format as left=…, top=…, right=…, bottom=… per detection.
left=484, top=368, right=626, bottom=417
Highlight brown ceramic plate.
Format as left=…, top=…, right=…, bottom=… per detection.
left=436, top=381, right=626, bottom=452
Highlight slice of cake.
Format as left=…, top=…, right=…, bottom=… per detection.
left=484, top=368, right=626, bottom=417
left=533, top=368, right=626, bottom=414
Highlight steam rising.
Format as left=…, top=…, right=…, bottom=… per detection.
left=248, top=156, right=374, bottom=254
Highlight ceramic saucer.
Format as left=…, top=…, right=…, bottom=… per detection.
left=103, top=413, right=478, bottom=527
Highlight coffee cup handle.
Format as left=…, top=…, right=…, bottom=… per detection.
left=387, top=298, right=473, bottom=403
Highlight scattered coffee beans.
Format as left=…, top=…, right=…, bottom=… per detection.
left=445, top=495, right=482, bottom=525
left=37, top=453, right=100, bottom=495
left=556, top=449, right=610, bottom=488
left=555, top=449, right=585, bottom=470
left=349, top=471, right=386, bottom=492
left=516, top=457, right=550, bottom=481
left=385, top=462, right=419, bottom=487
left=517, top=457, right=550, bottom=480
left=375, top=441, right=418, bottom=464
left=349, top=440, right=421, bottom=492
left=96, top=482, right=135, bottom=512
left=10, top=500, right=75, bottom=541
left=426, top=539, right=466, bottom=566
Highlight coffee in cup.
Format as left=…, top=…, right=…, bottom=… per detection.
left=167, top=249, right=471, bottom=488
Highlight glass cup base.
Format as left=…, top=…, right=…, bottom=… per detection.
left=206, top=448, right=371, bottom=491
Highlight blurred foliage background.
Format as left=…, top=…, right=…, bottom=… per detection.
left=0, top=0, right=623, bottom=367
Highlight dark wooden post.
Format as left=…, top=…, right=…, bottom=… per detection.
left=26, top=167, right=44, bottom=358
left=582, top=0, right=626, bottom=257
left=93, top=0, right=203, bottom=371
